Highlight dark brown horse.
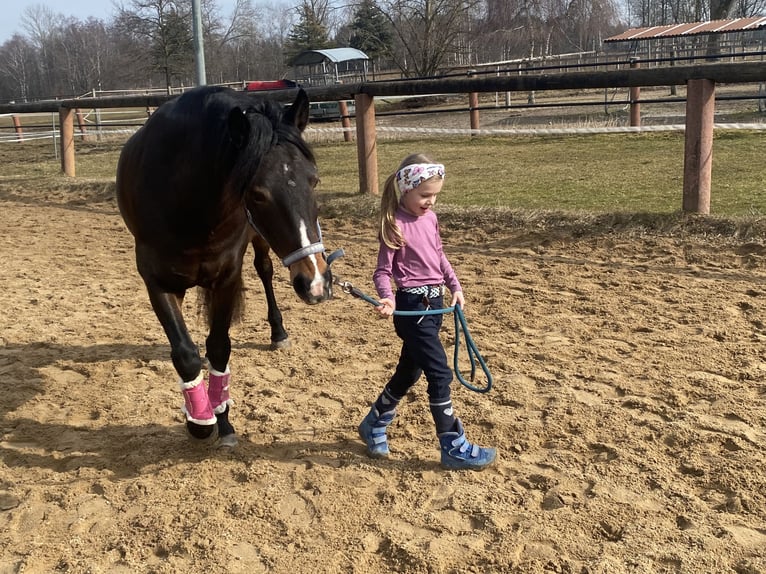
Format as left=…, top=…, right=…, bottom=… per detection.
left=116, top=85, right=333, bottom=446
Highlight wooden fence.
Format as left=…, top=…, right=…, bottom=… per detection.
left=1, top=60, right=765, bottom=214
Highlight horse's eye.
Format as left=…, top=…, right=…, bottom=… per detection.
left=251, top=187, right=272, bottom=204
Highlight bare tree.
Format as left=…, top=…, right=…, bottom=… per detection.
left=54, top=18, right=116, bottom=95
left=475, top=0, right=623, bottom=62
left=20, top=4, right=60, bottom=54
left=378, top=0, right=481, bottom=76
left=552, top=0, right=623, bottom=52
left=20, top=5, right=64, bottom=94
left=0, top=35, right=36, bottom=101
left=200, top=0, right=258, bottom=82
left=625, top=0, right=746, bottom=25
left=204, top=0, right=300, bottom=82
left=8, top=0, right=748, bottom=101
left=734, top=0, right=766, bottom=16
left=203, top=0, right=258, bottom=46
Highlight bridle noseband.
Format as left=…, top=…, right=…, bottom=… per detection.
left=281, top=242, right=326, bottom=267
left=245, top=207, right=326, bottom=267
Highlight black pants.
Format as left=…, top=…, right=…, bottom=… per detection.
left=386, top=290, right=453, bottom=404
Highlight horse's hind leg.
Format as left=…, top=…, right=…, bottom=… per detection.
left=251, top=236, right=290, bottom=349
left=145, top=287, right=217, bottom=441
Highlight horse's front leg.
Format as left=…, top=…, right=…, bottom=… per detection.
left=144, top=286, right=217, bottom=441
left=251, top=235, right=290, bottom=349
left=204, top=278, right=242, bottom=448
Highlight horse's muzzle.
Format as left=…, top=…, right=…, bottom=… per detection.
left=290, top=260, right=333, bottom=305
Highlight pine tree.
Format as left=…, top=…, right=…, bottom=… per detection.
left=284, top=1, right=332, bottom=65
left=153, top=7, right=193, bottom=88
left=349, top=0, right=393, bottom=62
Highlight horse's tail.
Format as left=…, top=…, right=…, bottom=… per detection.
left=196, top=277, right=245, bottom=328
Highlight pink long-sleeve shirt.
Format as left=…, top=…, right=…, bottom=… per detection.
left=373, top=208, right=462, bottom=300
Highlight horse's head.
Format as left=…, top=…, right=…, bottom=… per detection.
left=228, top=89, right=332, bottom=305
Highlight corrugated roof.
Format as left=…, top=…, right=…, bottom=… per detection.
left=292, top=48, right=369, bottom=66
left=604, top=16, right=766, bottom=42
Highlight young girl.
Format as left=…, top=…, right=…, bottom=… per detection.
left=358, top=153, right=496, bottom=470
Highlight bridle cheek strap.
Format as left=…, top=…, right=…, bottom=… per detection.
left=245, top=208, right=325, bottom=268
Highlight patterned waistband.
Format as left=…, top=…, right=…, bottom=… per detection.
left=399, top=284, right=445, bottom=298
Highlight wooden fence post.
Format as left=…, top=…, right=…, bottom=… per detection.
left=75, top=109, right=90, bottom=142
left=59, top=107, right=76, bottom=177
left=94, top=108, right=103, bottom=141
left=469, top=92, right=480, bottom=134
left=682, top=79, right=715, bottom=214
left=354, top=93, right=378, bottom=195
left=629, top=59, right=641, bottom=127
left=338, top=100, right=353, bottom=142
left=669, top=47, right=678, bottom=96
left=12, top=115, right=23, bottom=141
left=468, top=69, right=480, bottom=135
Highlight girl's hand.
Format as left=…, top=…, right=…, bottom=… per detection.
left=375, top=298, right=395, bottom=317
left=451, top=290, right=465, bottom=309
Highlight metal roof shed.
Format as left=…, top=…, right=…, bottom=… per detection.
left=290, top=48, right=370, bottom=86
left=604, top=16, right=766, bottom=42
left=603, top=17, right=766, bottom=60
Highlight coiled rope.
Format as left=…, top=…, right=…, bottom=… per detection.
left=333, top=276, right=493, bottom=394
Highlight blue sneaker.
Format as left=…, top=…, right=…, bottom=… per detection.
left=438, top=419, right=496, bottom=470
left=358, top=406, right=395, bottom=458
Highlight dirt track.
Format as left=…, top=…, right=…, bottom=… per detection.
left=0, top=177, right=765, bottom=573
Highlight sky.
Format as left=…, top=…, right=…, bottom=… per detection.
left=2, top=1, right=113, bottom=43
left=0, top=0, right=287, bottom=45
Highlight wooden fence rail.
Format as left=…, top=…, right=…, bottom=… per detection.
left=1, top=61, right=765, bottom=213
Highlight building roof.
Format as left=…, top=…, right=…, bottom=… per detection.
left=604, top=16, right=766, bottom=42
left=292, top=48, right=369, bottom=66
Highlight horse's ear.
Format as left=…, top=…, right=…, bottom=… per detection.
left=228, top=107, right=250, bottom=149
left=284, top=89, right=309, bottom=133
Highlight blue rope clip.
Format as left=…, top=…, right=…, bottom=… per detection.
left=333, top=277, right=493, bottom=393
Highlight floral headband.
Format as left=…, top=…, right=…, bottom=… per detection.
left=395, top=163, right=445, bottom=194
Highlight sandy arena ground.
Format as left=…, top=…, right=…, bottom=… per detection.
left=0, top=172, right=765, bottom=573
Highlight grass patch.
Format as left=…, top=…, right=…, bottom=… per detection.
left=2, top=131, right=765, bottom=239
left=317, top=131, right=766, bottom=216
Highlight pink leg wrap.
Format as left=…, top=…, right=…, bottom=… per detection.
left=208, top=366, right=232, bottom=415
left=179, top=373, right=216, bottom=425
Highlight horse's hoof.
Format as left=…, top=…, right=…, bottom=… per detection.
left=270, top=338, right=291, bottom=350
left=217, top=433, right=238, bottom=448
left=186, top=421, right=217, bottom=441
left=214, top=406, right=236, bottom=448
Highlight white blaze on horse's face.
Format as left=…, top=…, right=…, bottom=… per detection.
left=297, top=219, right=325, bottom=298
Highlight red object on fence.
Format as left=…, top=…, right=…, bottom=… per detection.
left=244, top=80, right=297, bottom=92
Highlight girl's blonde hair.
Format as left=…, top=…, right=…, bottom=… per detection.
left=379, top=153, right=439, bottom=249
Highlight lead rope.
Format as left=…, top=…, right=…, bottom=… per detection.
left=333, top=276, right=493, bottom=394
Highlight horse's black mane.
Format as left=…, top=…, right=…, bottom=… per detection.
left=240, top=98, right=315, bottom=163
left=276, top=118, right=315, bottom=163
left=190, top=89, right=315, bottom=197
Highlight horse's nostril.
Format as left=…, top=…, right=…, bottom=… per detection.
left=293, top=275, right=320, bottom=297
left=292, top=275, right=310, bottom=296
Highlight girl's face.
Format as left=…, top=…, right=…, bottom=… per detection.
left=400, top=177, right=443, bottom=217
